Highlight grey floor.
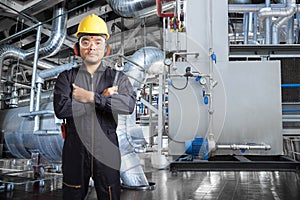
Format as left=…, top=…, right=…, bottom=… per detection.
left=0, top=153, right=300, bottom=200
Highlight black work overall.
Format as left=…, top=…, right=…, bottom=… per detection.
left=54, top=63, right=136, bottom=200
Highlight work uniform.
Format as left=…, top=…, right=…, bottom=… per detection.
left=53, top=62, right=136, bottom=200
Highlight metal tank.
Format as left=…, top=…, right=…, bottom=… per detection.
left=0, top=102, right=63, bottom=162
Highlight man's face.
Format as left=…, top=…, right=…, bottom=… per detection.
left=79, top=35, right=106, bottom=65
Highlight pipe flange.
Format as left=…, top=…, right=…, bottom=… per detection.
left=121, top=182, right=156, bottom=191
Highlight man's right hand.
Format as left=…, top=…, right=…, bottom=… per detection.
left=72, top=84, right=94, bottom=103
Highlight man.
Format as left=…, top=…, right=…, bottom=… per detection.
left=53, top=14, right=136, bottom=200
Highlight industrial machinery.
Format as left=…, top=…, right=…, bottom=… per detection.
left=163, top=0, right=300, bottom=171
left=167, top=0, right=282, bottom=156
left=0, top=0, right=300, bottom=193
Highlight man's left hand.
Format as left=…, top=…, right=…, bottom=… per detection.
left=72, top=84, right=94, bottom=103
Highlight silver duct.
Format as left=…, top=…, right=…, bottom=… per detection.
left=117, top=47, right=164, bottom=187
left=270, top=0, right=296, bottom=44
left=0, top=5, right=67, bottom=84
left=243, top=12, right=250, bottom=44
left=228, top=3, right=287, bottom=13
left=228, top=1, right=300, bottom=44
left=286, top=17, right=294, bottom=44
left=106, top=0, right=157, bottom=18
left=38, top=62, right=78, bottom=80
left=258, top=0, right=296, bottom=18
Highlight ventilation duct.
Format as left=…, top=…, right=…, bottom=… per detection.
left=0, top=4, right=67, bottom=83
left=107, top=0, right=156, bottom=18
left=118, top=47, right=164, bottom=187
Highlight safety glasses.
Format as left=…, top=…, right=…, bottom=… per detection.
left=79, top=36, right=105, bottom=49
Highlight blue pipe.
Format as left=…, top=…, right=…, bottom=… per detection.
left=282, top=109, right=300, bottom=113
left=281, top=84, right=300, bottom=88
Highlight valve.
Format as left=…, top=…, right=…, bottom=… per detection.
left=204, top=96, right=209, bottom=105
left=211, top=53, right=216, bottom=64
left=184, top=66, right=193, bottom=77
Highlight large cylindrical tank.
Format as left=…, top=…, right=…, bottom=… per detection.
left=0, top=102, right=63, bottom=162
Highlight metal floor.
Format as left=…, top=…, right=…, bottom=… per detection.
left=0, top=153, right=300, bottom=200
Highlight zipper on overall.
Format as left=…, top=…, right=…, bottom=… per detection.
left=91, top=74, right=94, bottom=178
left=108, top=185, right=112, bottom=200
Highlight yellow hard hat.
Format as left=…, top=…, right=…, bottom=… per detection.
left=75, top=14, right=110, bottom=40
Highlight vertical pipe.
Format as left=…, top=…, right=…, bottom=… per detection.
left=253, top=12, right=258, bottom=43
left=207, top=0, right=215, bottom=152
left=297, top=12, right=300, bottom=43
left=265, top=0, right=271, bottom=44
left=143, top=18, right=147, bottom=47
left=120, top=18, right=125, bottom=57
left=29, top=22, right=42, bottom=112
left=157, top=74, right=163, bottom=155
left=286, top=16, right=294, bottom=44
left=272, top=16, right=288, bottom=44
left=149, top=83, right=154, bottom=146
left=243, top=12, right=249, bottom=44
left=249, top=12, right=253, bottom=33
left=175, top=0, right=180, bottom=51
left=163, top=17, right=167, bottom=52
left=34, top=82, right=43, bottom=131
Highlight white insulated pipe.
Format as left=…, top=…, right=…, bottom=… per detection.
left=217, top=144, right=271, bottom=151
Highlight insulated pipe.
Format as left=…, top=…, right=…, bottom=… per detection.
left=228, top=4, right=286, bottom=13
left=272, top=15, right=294, bottom=44
left=107, top=0, right=156, bottom=18
left=29, top=22, right=42, bottom=113
left=265, top=0, right=272, bottom=44
left=258, top=0, right=296, bottom=18
left=217, top=144, right=272, bottom=150
left=0, top=5, right=67, bottom=85
left=267, top=0, right=296, bottom=44
left=286, top=16, right=294, bottom=44
left=243, top=12, right=250, bottom=44
left=253, top=12, right=258, bottom=43
left=38, top=62, right=78, bottom=80
left=107, top=0, right=175, bottom=18
left=31, top=24, right=42, bottom=132
left=117, top=47, right=164, bottom=187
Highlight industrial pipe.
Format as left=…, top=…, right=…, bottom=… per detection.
left=156, top=0, right=175, bottom=18
left=258, top=0, right=296, bottom=18
left=281, top=84, right=300, bottom=88
left=117, top=47, right=164, bottom=187
left=107, top=0, right=156, bottom=18
left=0, top=5, right=67, bottom=87
left=217, top=144, right=272, bottom=150
left=228, top=4, right=285, bottom=13
left=38, top=62, right=78, bottom=80
left=107, top=0, right=175, bottom=18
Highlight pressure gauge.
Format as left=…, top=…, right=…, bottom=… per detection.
left=164, top=58, right=172, bottom=66
left=199, top=77, right=207, bottom=85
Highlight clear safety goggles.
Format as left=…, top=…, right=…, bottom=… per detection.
left=79, top=36, right=105, bottom=49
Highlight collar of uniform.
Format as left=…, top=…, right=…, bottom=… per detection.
left=78, top=62, right=106, bottom=74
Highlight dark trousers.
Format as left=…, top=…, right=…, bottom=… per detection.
left=62, top=132, right=121, bottom=200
